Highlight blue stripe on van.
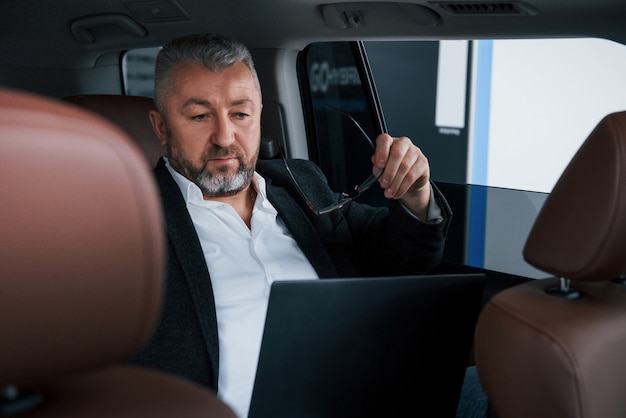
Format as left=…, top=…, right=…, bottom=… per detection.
left=468, top=40, right=493, bottom=268
left=471, top=40, right=492, bottom=185
left=468, top=185, right=487, bottom=267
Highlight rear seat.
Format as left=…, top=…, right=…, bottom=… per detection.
left=63, top=95, right=163, bottom=168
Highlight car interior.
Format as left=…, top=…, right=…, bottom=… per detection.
left=2, top=0, right=626, bottom=416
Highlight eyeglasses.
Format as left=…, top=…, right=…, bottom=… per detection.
left=277, top=105, right=382, bottom=215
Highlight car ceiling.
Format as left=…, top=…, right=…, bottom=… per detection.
left=2, top=0, right=626, bottom=69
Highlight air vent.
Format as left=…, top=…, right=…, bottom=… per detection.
left=432, top=2, right=538, bottom=16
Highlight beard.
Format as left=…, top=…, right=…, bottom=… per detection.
left=168, top=142, right=258, bottom=198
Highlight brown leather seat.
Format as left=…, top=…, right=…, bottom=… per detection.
left=474, top=111, right=626, bottom=418
left=0, top=88, right=235, bottom=417
left=62, top=94, right=163, bottom=168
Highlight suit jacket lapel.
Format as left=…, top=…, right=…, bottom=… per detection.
left=265, top=180, right=340, bottom=278
left=154, top=159, right=220, bottom=385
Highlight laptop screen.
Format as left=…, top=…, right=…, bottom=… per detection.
left=248, top=273, right=486, bottom=418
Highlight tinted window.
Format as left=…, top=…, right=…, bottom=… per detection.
left=364, top=38, right=626, bottom=193
left=301, top=42, right=387, bottom=207
left=122, top=47, right=159, bottom=97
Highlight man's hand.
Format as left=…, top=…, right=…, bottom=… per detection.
left=372, top=133, right=432, bottom=220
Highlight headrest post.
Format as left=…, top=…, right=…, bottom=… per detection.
left=546, top=277, right=580, bottom=300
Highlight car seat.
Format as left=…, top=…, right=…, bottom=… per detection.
left=0, top=88, right=236, bottom=417
left=62, top=94, right=163, bottom=168
left=474, top=111, right=626, bottom=418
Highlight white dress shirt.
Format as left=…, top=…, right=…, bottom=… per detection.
left=165, top=158, right=319, bottom=418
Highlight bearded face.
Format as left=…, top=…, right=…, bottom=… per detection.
left=167, top=140, right=258, bottom=197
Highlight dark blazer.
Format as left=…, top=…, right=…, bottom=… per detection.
left=131, top=157, right=452, bottom=391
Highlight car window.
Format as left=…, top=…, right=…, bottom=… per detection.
left=363, top=38, right=626, bottom=193
left=299, top=41, right=388, bottom=208
left=299, top=37, right=626, bottom=278
left=122, top=47, right=160, bottom=97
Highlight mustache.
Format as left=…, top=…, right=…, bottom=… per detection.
left=202, top=145, right=244, bottom=161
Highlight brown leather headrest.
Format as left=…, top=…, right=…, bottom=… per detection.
left=0, top=88, right=165, bottom=386
left=62, top=95, right=163, bottom=169
left=523, top=111, right=626, bottom=281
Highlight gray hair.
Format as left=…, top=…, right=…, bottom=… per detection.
left=153, top=33, right=261, bottom=115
